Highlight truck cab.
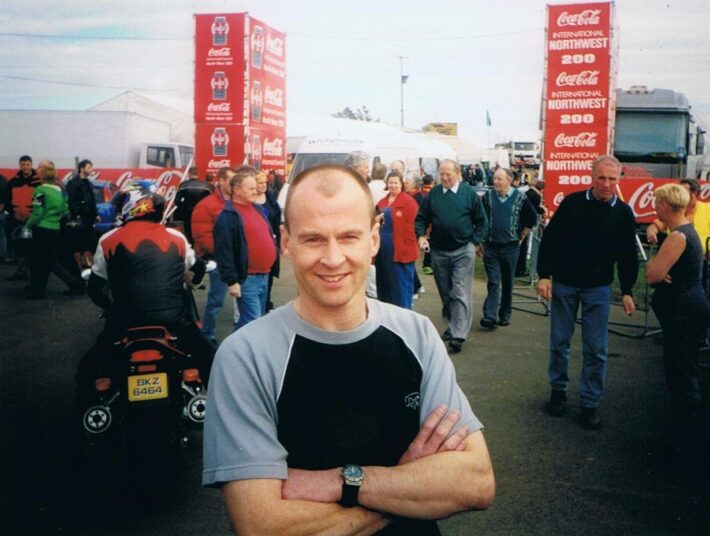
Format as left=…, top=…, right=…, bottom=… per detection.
left=614, top=86, right=705, bottom=179
left=140, top=143, right=194, bottom=169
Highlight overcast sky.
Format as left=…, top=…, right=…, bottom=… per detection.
left=0, top=0, right=708, bottom=145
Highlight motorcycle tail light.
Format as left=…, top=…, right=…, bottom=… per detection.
left=137, top=364, right=157, bottom=372
left=130, top=349, right=163, bottom=362
left=183, top=369, right=201, bottom=383
left=95, top=378, right=111, bottom=392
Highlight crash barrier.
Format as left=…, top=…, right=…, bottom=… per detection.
left=511, top=222, right=661, bottom=339
left=511, top=218, right=549, bottom=317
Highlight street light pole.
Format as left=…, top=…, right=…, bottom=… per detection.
left=398, top=55, right=408, bottom=127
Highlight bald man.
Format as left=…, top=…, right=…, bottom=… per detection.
left=203, top=163, right=494, bottom=535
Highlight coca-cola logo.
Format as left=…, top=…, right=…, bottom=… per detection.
left=553, top=192, right=564, bottom=207
left=264, top=87, right=284, bottom=107
left=627, top=182, right=656, bottom=218
left=557, top=9, right=601, bottom=27
left=263, top=138, right=284, bottom=157
left=208, top=103, right=231, bottom=112
left=116, top=172, right=135, bottom=189
left=266, top=35, right=284, bottom=57
left=556, top=70, right=600, bottom=87
left=208, top=48, right=231, bottom=57
left=554, top=132, right=598, bottom=148
left=209, top=159, right=231, bottom=168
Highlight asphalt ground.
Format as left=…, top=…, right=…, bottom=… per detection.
left=1, top=257, right=709, bottom=535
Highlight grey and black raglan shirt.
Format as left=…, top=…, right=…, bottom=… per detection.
left=203, top=298, right=482, bottom=533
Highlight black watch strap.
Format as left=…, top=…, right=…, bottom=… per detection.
left=340, top=482, right=359, bottom=508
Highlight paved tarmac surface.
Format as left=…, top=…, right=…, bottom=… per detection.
left=1, top=258, right=709, bottom=535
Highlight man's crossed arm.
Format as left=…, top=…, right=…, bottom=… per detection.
left=223, top=405, right=495, bottom=536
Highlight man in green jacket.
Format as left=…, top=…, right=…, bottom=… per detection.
left=415, top=159, right=488, bottom=353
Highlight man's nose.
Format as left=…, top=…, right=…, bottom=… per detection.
left=321, top=239, right=345, bottom=267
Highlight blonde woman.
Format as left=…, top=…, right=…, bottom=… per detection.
left=647, top=183, right=710, bottom=454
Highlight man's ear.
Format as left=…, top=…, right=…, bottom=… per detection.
left=370, top=221, right=380, bottom=258
left=280, top=224, right=291, bottom=258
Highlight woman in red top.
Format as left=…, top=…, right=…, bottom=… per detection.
left=375, top=170, right=420, bottom=308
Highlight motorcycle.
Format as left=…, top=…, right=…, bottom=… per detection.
left=77, top=261, right=215, bottom=485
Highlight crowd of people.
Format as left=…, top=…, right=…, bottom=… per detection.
left=2, top=150, right=708, bottom=533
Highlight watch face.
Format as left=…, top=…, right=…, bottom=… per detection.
left=342, top=464, right=363, bottom=480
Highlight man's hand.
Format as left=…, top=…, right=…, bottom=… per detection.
left=621, top=294, right=635, bottom=316
left=228, top=282, right=241, bottom=298
left=475, top=244, right=483, bottom=257
left=537, top=278, right=552, bottom=300
left=398, top=405, right=468, bottom=465
left=418, top=237, right=430, bottom=252
left=646, top=223, right=659, bottom=245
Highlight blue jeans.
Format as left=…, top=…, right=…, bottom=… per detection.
left=482, top=242, right=519, bottom=322
left=201, top=270, right=238, bottom=342
left=235, top=274, right=268, bottom=331
left=548, top=282, right=611, bottom=409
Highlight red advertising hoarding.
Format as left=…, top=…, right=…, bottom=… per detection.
left=194, top=13, right=286, bottom=177
left=542, top=2, right=617, bottom=212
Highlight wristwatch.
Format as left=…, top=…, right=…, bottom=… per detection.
left=340, top=464, right=364, bottom=507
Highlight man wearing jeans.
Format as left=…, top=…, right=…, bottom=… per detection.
left=214, top=166, right=277, bottom=331
left=192, top=166, right=237, bottom=343
left=537, top=155, right=638, bottom=430
left=415, top=159, right=488, bottom=354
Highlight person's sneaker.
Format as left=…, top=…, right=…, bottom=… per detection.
left=421, top=267, right=434, bottom=275
left=498, top=318, right=510, bottom=327
left=480, top=317, right=497, bottom=330
left=441, top=328, right=452, bottom=342
left=545, top=390, right=567, bottom=417
left=417, top=286, right=426, bottom=294
left=448, top=338, right=464, bottom=353
left=6, top=272, right=28, bottom=282
left=412, top=293, right=419, bottom=301
left=579, top=407, right=602, bottom=430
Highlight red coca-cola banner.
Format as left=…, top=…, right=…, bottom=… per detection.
left=615, top=178, right=710, bottom=223
left=0, top=168, right=185, bottom=204
left=542, top=2, right=616, bottom=212
left=194, top=13, right=286, bottom=177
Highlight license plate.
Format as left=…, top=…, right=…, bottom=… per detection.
left=127, top=373, right=168, bottom=402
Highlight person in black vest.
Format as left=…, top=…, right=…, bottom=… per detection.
left=537, top=155, right=638, bottom=430
left=647, top=183, right=710, bottom=458
left=479, top=168, right=537, bottom=329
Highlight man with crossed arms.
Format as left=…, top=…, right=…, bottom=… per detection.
left=203, top=163, right=494, bottom=535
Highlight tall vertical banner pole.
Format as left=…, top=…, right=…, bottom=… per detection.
left=541, top=2, right=617, bottom=214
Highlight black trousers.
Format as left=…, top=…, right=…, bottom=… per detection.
left=27, top=227, right=81, bottom=296
left=652, top=287, right=710, bottom=427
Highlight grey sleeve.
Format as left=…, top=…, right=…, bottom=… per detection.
left=202, top=333, right=289, bottom=487
left=417, top=317, right=483, bottom=434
